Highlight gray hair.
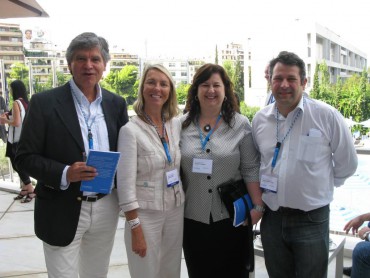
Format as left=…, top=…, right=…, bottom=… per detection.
left=66, top=32, right=110, bottom=65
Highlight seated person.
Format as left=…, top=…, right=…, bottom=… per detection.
left=343, top=212, right=370, bottom=277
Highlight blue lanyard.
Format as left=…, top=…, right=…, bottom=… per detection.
left=71, top=89, right=97, bottom=150
left=268, top=94, right=275, bottom=105
left=197, top=114, right=222, bottom=151
left=143, top=112, right=172, bottom=164
left=272, top=99, right=304, bottom=170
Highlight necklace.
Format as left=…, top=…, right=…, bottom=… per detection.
left=203, top=124, right=211, bottom=132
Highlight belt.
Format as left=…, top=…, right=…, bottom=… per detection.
left=79, top=193, right=106, bottom=202
left=277, top=207, right=303, bottom=214
left=274, top=205, right=329, bottom=214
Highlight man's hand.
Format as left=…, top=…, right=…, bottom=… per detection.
left=359, top=227, right=370, bottom=240
left=66, top=162, right=97, bottom=183
left=344, top=215, right=365, bottom=235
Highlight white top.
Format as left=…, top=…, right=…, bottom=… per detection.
left=252, top=96, right=358, bottom=212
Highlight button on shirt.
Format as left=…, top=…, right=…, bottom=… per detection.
left=252, top=96, right=358, bottom=212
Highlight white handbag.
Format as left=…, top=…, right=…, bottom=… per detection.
left=7, top=99, right=25, bottom=144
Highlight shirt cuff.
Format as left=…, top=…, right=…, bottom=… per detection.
left=60, top=166, right=70, bottom=190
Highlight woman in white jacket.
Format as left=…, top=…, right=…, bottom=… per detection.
left=117, top=64, right=184, bottom=278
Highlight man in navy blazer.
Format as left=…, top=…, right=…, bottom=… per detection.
left=15, top=32, right=128, bottom=278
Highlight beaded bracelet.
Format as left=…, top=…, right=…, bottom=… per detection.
left=127, top=217, right=140, bottom=230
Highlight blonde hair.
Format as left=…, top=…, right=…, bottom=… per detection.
left=133, top=64, right=179, bottom=120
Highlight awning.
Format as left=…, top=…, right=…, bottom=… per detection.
left=0, top=0, right=49, bottom=19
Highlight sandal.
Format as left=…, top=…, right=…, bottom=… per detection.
left=21, top=193, right=36, bottom=203
left=14, top=189, right=28, bottom=200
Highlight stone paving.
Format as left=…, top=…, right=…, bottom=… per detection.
left=0, top=178, right=353, bottom=278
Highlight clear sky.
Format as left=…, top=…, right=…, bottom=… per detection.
left=2, top=0, right=370, bottom=60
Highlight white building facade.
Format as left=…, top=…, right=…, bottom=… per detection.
left=244, top=20, right=367, bottom=108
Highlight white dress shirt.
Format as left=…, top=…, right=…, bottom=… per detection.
left=252, top=96, right=358, bottom=211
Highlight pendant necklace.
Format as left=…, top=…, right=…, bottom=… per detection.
left=203, top=124, right=211, bottom=132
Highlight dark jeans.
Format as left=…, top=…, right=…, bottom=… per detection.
left=183, top=217, right=250, bottom=278
left=352, top=241, right=370, bottom=278
left=261, top=205, right=330, bottom=278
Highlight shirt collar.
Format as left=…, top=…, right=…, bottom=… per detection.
left=69, top=79, right=103, bottom=104
left=269, top=93, right=306, bottom=120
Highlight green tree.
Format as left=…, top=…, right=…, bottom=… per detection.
left=223, top=60, right=235, bottom=80
left=222, top=60, right=244, bottom=101
left=233, top=59, right=244, bottom=102
left=215, top=45, right=218, bottom=65
left=338, top=74, right=364, bottom=121
left=103, top=65, right=138, bottom=104
left=45, top=71, right=71, bottom=89
left=176, top=83, right=190, bottom=104
left=8, top=62, right=30, bottom=91
left=360, top=68, right=368, bottom=118
left=239, top=101, right=259, bottom=122
left=310, top=63, right=320, bottom=98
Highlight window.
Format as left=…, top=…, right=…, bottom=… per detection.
left=181, top=72, right=187, bottom=77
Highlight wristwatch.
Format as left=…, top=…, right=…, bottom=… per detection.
left=364, top=231, right=370, bottom=241
left=253, top=204, right=265, bottom=213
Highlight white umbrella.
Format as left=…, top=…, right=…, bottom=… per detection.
left=0, top=0, right=49, bottom=19
left=345, top=117, right=359, bottom=127
left=359, top=119, right=370, bottom=128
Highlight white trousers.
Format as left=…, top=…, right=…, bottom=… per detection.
left=125, top=204, right=184, bottom=278
left=43, top=191, right=120, bottom=278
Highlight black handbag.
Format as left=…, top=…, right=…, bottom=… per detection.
left=217, top=179, right=248, bottom=218
left=217, top=179, right=255, bottom=272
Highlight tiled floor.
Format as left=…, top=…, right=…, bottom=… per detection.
left=0, top=186, right=353, bottom=278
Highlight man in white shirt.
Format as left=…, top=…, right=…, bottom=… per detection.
left=252, top=51, right=357, bottom=277
left=264, top=63, right=275, bottom=106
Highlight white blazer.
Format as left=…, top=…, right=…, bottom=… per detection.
left=117, top=116, right=185, bottom=212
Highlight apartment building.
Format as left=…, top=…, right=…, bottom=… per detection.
left=218, top=42, right=244, bottom=67
left=109, top=50, right=139, bottom=72
left=0, top=23, right=24, bottom=95
left=139, top=58, right=207, bottom=86
left=244, top=20, right=367, bottom=108
left=25, top=40, right=57, bottom=89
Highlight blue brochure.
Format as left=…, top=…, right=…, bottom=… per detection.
left=233, top=194, right=253, bottom=227
left=80, top=150, right=121, bottom=194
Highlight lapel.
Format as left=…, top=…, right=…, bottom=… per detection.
left=54, top=83, right=85, bottom=152
left=101, top=89, right=115, bottom=151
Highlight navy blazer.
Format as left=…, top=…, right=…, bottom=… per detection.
left=15, top=82, right=128, bottom=246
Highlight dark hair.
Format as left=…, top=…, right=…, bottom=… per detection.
left=10, top=80, right=29, bottom=103
left=269, top=51, right=306, bottom=85
left=182, top=63, right=238, bottom=128
left=66, top=32, right=110, bottom=66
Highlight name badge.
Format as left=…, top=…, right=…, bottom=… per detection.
left=260, top=174, right=278, bottom=193
left=192, top=158, right=213, bottom=174
left=166, top=168, right=180, bottom=187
